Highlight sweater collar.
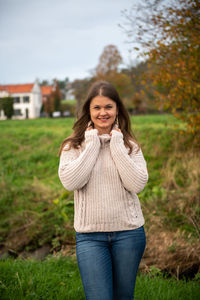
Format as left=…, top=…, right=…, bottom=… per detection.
left=99, top=134, right=111, bottom=146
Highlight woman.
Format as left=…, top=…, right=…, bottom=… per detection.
left=58, top=80, right=148, bottom=300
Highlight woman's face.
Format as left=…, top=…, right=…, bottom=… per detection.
left=89, top=95, right=118, bottom=135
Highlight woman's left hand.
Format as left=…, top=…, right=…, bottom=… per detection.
left=114, top=128, right=121, bottom=132
left=110, top=125, right=121, bottom=135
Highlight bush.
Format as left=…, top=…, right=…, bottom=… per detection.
left=1, top=96, right=14, bottom=119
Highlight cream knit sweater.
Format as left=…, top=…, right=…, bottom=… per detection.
left=58, top=128, right=148, bottom=233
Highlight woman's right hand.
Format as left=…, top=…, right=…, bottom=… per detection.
left=86, top=121, right=93, bottom=131
left=86, top=127, right=93, bottom=131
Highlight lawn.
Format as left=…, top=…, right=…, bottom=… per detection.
left=0, top=114, right=199, bottom=280
left=0, top=256, right=200, bottom=300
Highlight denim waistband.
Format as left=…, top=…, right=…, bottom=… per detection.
left=76, top=226, right=145, bottom=243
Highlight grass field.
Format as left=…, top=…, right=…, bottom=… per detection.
left=0, top=114, right=199, bottom=294
left=0, top=256, right=200, bottom=300
left=1, top=114, right=181, bottom=252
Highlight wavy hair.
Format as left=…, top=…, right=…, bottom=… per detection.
left=58, top=80, right=139, bottom=156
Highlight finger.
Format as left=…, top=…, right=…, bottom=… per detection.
left=86, top=126, right=93, bottom=131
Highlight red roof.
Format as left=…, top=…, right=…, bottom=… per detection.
left=0, top=83, right=54, bottom=96
left=0, top=83, right=34, bottom=94
left=41, top=86, right=53, bottom=96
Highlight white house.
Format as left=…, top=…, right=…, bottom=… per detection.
left=65, top=88, right=75, bottom=100
left=0, top=80, right=42, bottom=120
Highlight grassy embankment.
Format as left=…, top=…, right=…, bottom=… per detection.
left=0, top=115, right=199, bottom=278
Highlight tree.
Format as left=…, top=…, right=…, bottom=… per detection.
left=51, top=80, right=62, bottom=111
left=43, top=80, right=62, bottom=117
left=105, top=72, right=135, bottom=112
left=121, top=61, right=159, bottom=113
left=1, top=97, right=14, bottom=119
left=71, top=78, right=94, bottom=115
left=43, top=95, right=55, bottom=117
left=40, top=79, right=50, bottom=86
left=96, top=44, right=122, bottom=77
left=122, top=0, right=200, bottom=139
left=57, top=77, right=69, bottom=90
left=95, top=45, right=134, bottom=110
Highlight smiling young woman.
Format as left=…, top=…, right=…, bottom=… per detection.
left=58, top=80, right=138, bottom=155
left=58, top=80, right=148, bottom=300
left=89, top=95, right=118, bottom=135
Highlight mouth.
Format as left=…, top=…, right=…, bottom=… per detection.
left=98, top=118, right=110, bottom=122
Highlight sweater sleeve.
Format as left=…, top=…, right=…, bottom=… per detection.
left=58, top=129, right=100, bottom=191
left=110, top=130, right=148, bottom=194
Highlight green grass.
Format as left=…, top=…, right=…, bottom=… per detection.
left=0, top=256, right=199, bottom=300
left=0, top=115, right=199, bottom=298
left=0, top=114, right=199, bottom=275
left=0, top=256, right=83, bottom=300
left=0, top=118, right=76, bottom=251
left=0, top=115, right=197, bottom=245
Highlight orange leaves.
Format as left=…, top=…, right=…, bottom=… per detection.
left=121, top=0, right=200, bottom=141
left=143, top=0, right=200, bottom=140
left=95, top=45, right=134, bottom=105
left=95, top=45, right=122, bottom=77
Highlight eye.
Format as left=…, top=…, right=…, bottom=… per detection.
left=93, top=106, right=100, bottom=110
left=106, top=105, right=113, bottom=109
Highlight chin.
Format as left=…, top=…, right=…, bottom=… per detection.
left=99, top=124, right=113, bottom=132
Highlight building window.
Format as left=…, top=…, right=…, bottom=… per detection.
left=14, top=109, right=22, bottom=116
left=25, top=108, right=29, bottom=119
left=23, top=96, right=30, bottom=103
left=13, top=97, right=20, bottom=103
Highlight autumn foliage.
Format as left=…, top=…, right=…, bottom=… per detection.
left=43, top=80, right=62, bottom=117
left=150, top=0, right=200, bottom=136
left=123, top=0, right=200, bottom=140
left=96, top=45, right=122, bottom=77
left=95, top=45, right=134, bottom=109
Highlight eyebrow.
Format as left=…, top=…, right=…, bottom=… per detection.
left=92, top=104, right=113, bottom=107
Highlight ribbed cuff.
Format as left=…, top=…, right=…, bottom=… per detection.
left=111, top=129, right=123, bottom=140
left=84, top=129, right=99, bottom=143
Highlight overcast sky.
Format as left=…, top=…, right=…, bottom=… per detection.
left=0, top=0, right=139, bottom=84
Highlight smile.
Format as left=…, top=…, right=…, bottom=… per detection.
left=98, top=118, right=110, bottom=122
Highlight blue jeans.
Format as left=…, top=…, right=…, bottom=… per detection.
left=76, top=226, right=146, bottom=300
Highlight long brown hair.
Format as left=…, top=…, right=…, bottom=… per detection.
left=58, top=80, right=139, bottom=156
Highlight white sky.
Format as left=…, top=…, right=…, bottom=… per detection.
left=0, top=0, right=139, bottom=84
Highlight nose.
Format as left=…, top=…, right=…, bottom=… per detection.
left=99, top=108, right=107, bottom=115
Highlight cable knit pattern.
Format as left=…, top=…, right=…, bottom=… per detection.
left=110, top=130, right=148, bottom=194
left=58, top=129, right=148, bottom=233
